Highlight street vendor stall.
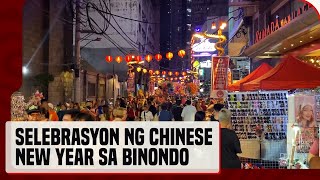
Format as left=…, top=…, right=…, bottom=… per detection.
left=228, top=55, right=320, bottom=169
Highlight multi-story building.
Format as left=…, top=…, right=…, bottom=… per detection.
left=22, top=0, right=74, bottom=104
left=80, top=0, right=160, bottom=98
left=238, top=0, right=320, bottom=69
left=160, top=0, right=191, bottom=71
left=191, top=0, right=229, bottom=32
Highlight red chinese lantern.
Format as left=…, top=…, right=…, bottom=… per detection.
left=178, top=50, right=186, bottom=58
left=149, top=70, right=154, bottom=75
left=174, top=77, right=178, bottom=81
left=170, top=78, right=173, bottom=81
left=175, top=72, right=179, bottom=76
left=105, top=56, right=112, bottom=63
left=155, top=70, right=160, bottom=75
left=166, top=52, right=173, bottom=60
left=162, top=71, right=166, bottom=75
left=135, top=55, right=142, bottom=62
left=115, top=56, right=122, bottom=63
left=168, top=71, right=173, bottom=76
left=182, top=72, right=187, bottom=76
left=145, top=55, right=153, bottom=62
left=125, top=55, right=132, bottom=63
left=155, top=54, right=162, bottom=61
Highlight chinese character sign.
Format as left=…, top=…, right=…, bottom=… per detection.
left=127, top=72, right=135, bottom=93
left=210, top=56, right=229, bottom=98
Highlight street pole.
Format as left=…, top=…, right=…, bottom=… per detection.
left=113, top=63, right=115, bottom=104
left=74, top=0, right=81, bottom=103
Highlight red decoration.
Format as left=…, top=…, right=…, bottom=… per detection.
left=162, top=71, right=166, bottom=75
left=125, top=55, right=132, bottom=63
left=115, top=56, right=122, bottom=63
left=145, top=55, right=153, bottom=62
left=178, top=50, right=186, bottom=58
left=155, top=54, right=162, bottom=61
left=135, top=55, right=142, bottom=62
left=175, top=72, right=179, bottom=76
left=166, top=52, right=173, bottom=60
left=182, top=72, right=187, bottom=76
left=105, top=56, right=112, bottom=63
left=149, top=70, right=154, bottom=75
left=168, top=71, right=173, bottom=76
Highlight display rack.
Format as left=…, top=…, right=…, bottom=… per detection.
left=315, top=95, right=320, bottom=122
left=228, top=91, right=288, bottom=141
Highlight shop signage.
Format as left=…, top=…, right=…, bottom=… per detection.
left=210, top=56, right=229, bottom=98
left=200, top=60, right=212, bottom=68
left=192, top=39, right=216, bottom=52
left=255, top=3, right=312, bottom=44
left=127, top=72, right=135, bottom=92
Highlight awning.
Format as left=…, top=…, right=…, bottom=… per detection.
left=243, top=8, right=319, bottom=59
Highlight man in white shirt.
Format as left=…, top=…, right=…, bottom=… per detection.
left=181, top=100, right=197, bottom=121
left=141, top=104, right=154, bottom=121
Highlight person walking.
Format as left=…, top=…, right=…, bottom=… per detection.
left=219, top=108, right=242, bottom=169
left=140, top=104, right=154, bottom=121
left=157, top=103, right=174, bottom=121
left=181, top=100, right=197, bottom=121
left=172, top=99, right=183, bottom=121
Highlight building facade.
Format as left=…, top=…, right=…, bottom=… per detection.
left=160, top=0, right=192, bottom=71
left=240, top=0, right=320, bottom=69
left=22, top=0, right=74, bottom=104
left=80, top=0, right=160, bottom=98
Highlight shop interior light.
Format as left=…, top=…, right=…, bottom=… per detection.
left=211, top=22, right=216, bottom=29
left=284, top=47, right=286, bottom=50
left=310, top=36, right=313, bottom=39
left=300, top=40, right=303, bottom=43
left=291, top=44, right=294, bottom=47
left=220, top=22, right=227, bottom=30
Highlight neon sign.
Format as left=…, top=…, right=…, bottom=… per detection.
left=192, top=39, right=216, bottom=52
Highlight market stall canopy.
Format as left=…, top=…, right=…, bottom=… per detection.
left=228, top=63, right=273, bottom=91
left=242, top=56, right=320, bottom=91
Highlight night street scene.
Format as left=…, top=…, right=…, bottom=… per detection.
left=10, top=0, right=320, bottom=169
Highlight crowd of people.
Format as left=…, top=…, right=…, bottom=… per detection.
left=25, top=96, right=227, bottom=122
left=23, top=96, right=245, bottom=169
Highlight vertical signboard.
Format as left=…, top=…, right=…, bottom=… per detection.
left=210, top=56, right=229, bottom=98
left=127, top=72, right=135, bottom=93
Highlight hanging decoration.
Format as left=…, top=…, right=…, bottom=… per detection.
left=60, top=71, right=74, bottom=99
left=166, top=52, right=173, bottom=60
left=116, top=56, right=122, bottom=63
left=136, top=67, right=142, bottom=72
left=186, top=82, right=199, bottom=95
left=11, top=92, right=27, bottom=121
left=125, top=55, right=132, bottom=63
left=175, top=72, right=179, bottom=76
left=182, top=72, right=187, bottom=76
left=145, top=54, right=153, bottom=62
left=162, top=71, right=166, bottom=75
left=178, top=50, right=186, bottom=58
left=155, top=70, right=160, bottom=75
left=105, top=56, right=112, bottom=63
left=135, top=55, right=142, bottom=62
left=155, top=54, right=162, bottom=61
left=149, top=70, right=154, bottom=75
left=143, top=69, right=148, bottom=73
left=168, top=71, right=173, bottom=76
